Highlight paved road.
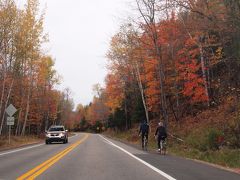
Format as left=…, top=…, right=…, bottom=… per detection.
left=0, top=133, right=239, bottom=180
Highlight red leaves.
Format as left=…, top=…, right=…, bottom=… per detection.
left=177, top=37, right=208, bottom=104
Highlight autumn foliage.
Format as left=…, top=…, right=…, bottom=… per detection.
left=85, top=0, right=240, bottom=131
left=177, top=37, right=209, bottom=103
left=0, top=0, right=74, bottom=136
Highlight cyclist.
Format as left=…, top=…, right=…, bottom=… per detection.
left=138, top=120, right=149, bottom=149
left=154, top=122, right=167, bottom=152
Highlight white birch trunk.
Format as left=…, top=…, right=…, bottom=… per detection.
left=199, top=44, right=210, bottom=106
left=0, top=79, right=14, bottom=135
left=134, top=60, right=149, bottom=123
left=21, top=79, right=32, bottom=136
left=0, top=73, right=6, bottom=135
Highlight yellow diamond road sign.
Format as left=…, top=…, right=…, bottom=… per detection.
left=6, top=104, right=17, bottom=117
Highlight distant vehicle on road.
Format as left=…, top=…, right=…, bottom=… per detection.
left=45, top=125, right=68, bottom=144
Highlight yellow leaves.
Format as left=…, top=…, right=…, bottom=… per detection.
left=36, top=56, right=58, bottom=86
left=104, top=74, right=124, bottom=111
left=215, top=47, right=223, bottom=60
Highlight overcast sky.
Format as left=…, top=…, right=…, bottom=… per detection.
left=18, top=0, right=133, bottom=107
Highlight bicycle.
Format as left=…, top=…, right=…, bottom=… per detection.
left=159, top=139, right=167, bottom=155
left=143, top=134, right=148, bottom=151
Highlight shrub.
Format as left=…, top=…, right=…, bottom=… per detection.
left=186, top=132, right=208, bottom=152
left=207, top=128, right=223, bottom=150
left=226, top=116, right=240, bottom=148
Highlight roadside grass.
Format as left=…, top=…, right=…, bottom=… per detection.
left=169, top=143, right=240, bottom=168
left=0, top=135, right=43, bottom=151
left=104, top=127, right=240, bottom=169
left=164, top=127, right=240, bottom=169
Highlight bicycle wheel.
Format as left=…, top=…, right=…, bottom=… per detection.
left=161, top=140, right=167, bottom=155
left=144, top=136, right=148, bottom=151
left=160, top=140, right=165, bottom=155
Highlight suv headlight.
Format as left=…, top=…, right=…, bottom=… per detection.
left=59, top=133, right=64, bottom=137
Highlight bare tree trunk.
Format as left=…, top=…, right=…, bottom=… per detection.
left=21, top=81, right=31, bottom=136
left=199, top=44, right=210, bottom=106
left=124, top=98, right=128, bottom=130
left=136, top=0, right=169, bottom=127
left=21, top=68, right=34, bottom=136
left=155, top=44, right=168, bottom=127
left=15, top=83, right=24, bottom=135
left=179, top=14, right=210, bottom=106
left=45, top=111, right=49, bottom=130
left=15, top=108, right=22, bottom=135
left=134, top=60, right=149, bottom=123
left=0, top=79, right=14, bottom=135
left=0, top=73, right=6, bottom=135
left=170, top=33, right=180, bottom=120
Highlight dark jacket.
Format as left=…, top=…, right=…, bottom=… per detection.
left=139, top=122, right=149, bottom=135
left=155, top=126, right=167, bottom=138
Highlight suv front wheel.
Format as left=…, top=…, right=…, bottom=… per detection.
left=63, top=138, right=68, bottom=144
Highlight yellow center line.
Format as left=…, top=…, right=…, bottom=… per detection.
left=17, top=145, right=74, bottom=180
left=17, top=134, right=89, bottom=180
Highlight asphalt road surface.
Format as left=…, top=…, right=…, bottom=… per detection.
left=0, top=133, right=239, bottom=180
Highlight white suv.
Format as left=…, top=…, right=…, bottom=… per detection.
left=45, top=125, right=68, bottom=144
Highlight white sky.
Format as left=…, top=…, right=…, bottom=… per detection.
left=18, top=0, right=133, bottom=106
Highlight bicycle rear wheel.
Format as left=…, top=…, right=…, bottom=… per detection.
left=161, top=140, right=167, bottom=155
left=143, top=136, right=148, bottom=151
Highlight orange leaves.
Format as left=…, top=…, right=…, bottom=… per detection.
left=177, top=37, right=208, bottom=104
left=105, top=73, right=124, bottom=111
left=156, top=14, right=181, bottom=47
left=138, top=14, right=183, bottom=113
left=141, top=57, right=161, bottom=112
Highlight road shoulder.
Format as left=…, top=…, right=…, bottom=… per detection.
left=103, top=133, right=240, bottom=175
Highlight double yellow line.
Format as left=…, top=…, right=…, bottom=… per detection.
left=17, top=134, right=89, bottom=180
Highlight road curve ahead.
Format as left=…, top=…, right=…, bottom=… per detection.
left=0, top=133, right=239, bottom=180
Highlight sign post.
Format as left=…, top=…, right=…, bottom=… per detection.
left=9, top=125, right=11, bottom=144
left=5, top=104, right=17, bottom=144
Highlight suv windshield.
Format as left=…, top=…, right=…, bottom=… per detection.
left=49, top=127, right=64, bottom=132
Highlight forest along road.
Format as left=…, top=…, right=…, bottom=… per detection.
left=0, top=133, right=239, bottom=180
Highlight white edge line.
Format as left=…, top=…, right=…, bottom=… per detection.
left=0, top=143, right=44, bottom=156
left=99, top=135, right=176, bottom=180
left=0, top=133, right=78, bottom=156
